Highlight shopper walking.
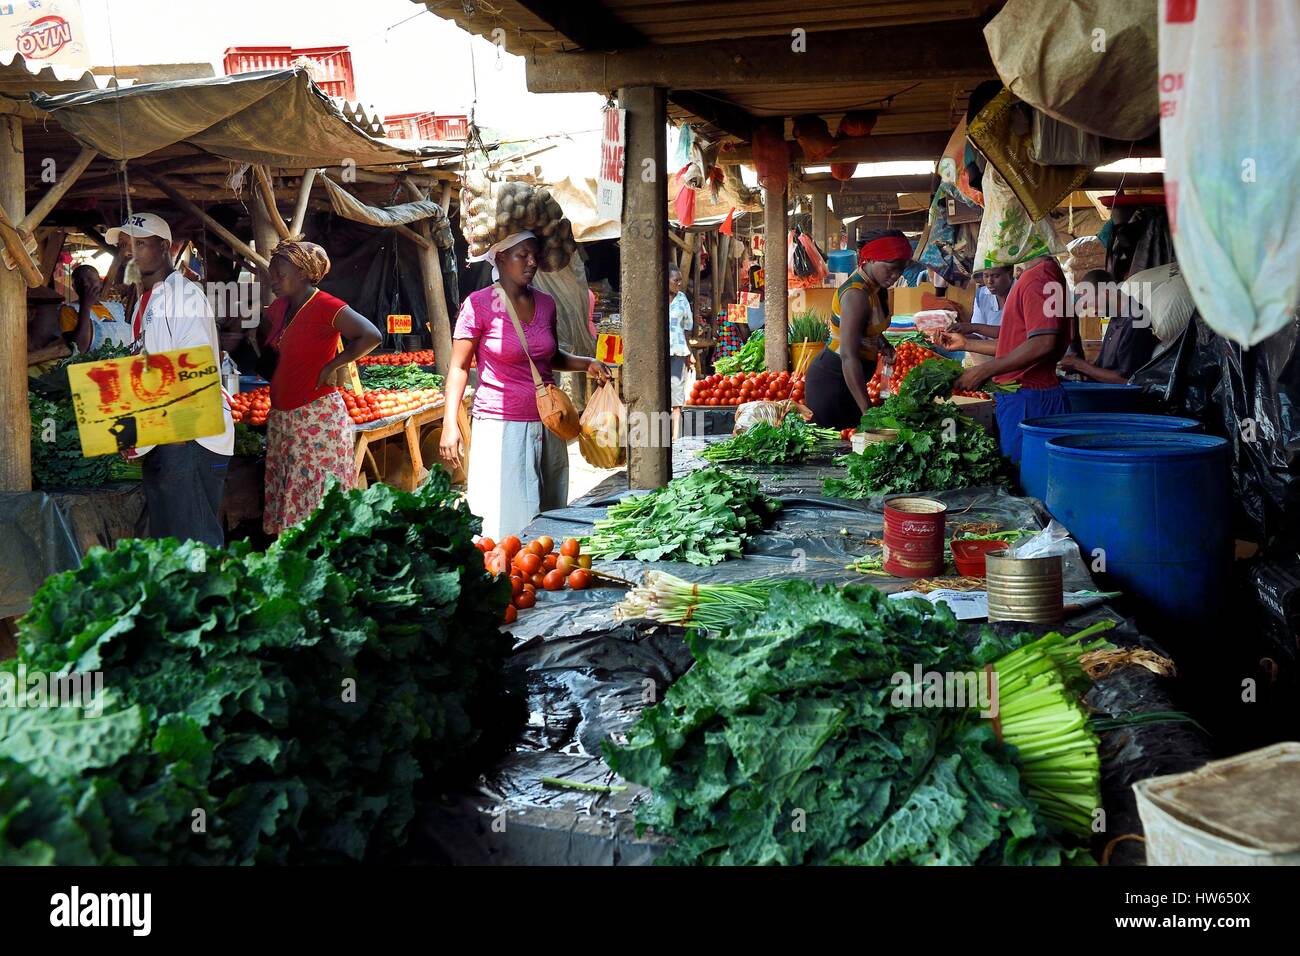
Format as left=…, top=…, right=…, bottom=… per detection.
left=439, top=232, right=611, bottom=540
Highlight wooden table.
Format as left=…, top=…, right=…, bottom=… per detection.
left=353, top=396, right=473, bottom=491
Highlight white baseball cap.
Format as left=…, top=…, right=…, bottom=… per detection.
left=106, top=212, right=172, bottom=245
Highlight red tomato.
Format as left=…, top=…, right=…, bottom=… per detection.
left=502, top=535, right=522, bottom=558
left=556, top=555, right=577, bottom=575
left=479, top=537, right=496, bottom=553
left=542, top=569, right=567, bottom=591
left=525, top=540, right=545, bottom=557
left=536, top=535, right=554, bottom=554
left=560, top=538, right=580, bottom=558
left=568, top=569, right=592, bottom=590
left=515, top=590, right=536, bottom=610
left=542, top=553, right=559, bottom=572
left=504, top=604, right=518, bottom=624
left=510, top=575, right=524, bottom=597
left=531, top=572, right=546, bottom=589
left=516, top=552, right=541, bottom=576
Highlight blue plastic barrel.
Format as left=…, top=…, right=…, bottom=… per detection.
left=1019, top=413, right=1202, bottom=504
left=1045, top=433, right=1231, bottom=626
left=1061, top=381, right=1145, bottom=413
left=827, top=249, right=857, bottom=275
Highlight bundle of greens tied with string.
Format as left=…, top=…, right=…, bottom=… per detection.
left=607, top=579, right=1120, bottom=865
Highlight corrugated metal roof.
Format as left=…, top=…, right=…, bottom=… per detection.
left=0, top=51, right=126, bottom=96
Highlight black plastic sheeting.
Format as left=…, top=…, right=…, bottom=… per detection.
left=1132, top=313, right=1300, bottom=549
left=0, top=487, right=147, bottom=620
left=417, top=444, right=1212, bottom=865
left=310, top=211, right=459, bottom=352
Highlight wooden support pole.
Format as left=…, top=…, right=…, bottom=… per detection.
left=289, top=167, right=318, bottom=237
left=253, top=165, right=292, bottom=242
left=38, top=229, right=65, bottom=284
left=249, top=189, right=278, bottom=289
left=143, top=171, right=269, bottom=272
left=710, top=230, right=722, bottom=318
left=400, top=179, right=453, bottom=375
left=393, top=223, right=433, bottom=250
left=0, top=114, right=28, bottom=490
left=619, top=85, right=670, bottom=489
left=19, top=147, right=97, bottom=233
left=0, top=198, right=43, bottom=288
left=764, top=179, right=789, bottom=372
left=812, top=192, right=829, bottom=253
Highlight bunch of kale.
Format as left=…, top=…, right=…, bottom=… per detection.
left=0, top=471, right=522, bottom=864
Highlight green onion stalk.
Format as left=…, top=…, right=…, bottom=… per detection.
left=613, top=570, right=786, bottom=632
left=989, top=621, right=1115, bottom=835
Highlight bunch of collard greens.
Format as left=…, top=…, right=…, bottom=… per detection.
left=824, top=358, right=1008, bottom=498
left=584, top=468, right=781, bottom=566
left=0, top=471, right=523, bottom=864
left=605, top=582, right=1083, bottom=866
left=700, top=417, right=840, bottom=466
left=359, top=363, right=445, bottom=391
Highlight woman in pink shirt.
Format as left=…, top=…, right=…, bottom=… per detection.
left=440, top=232, right=611, bottom=539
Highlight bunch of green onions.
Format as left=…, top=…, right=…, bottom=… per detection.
left=989, top=621, right=1115, bottom=836
left=613, top=571, right=786, bottom=632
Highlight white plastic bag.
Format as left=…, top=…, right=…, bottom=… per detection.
left=733, top=400, right=811, bottom=433
left=578, top=381, right=626, bottom=469
left=1160, top=1, right=1300, bottom=346
left=973, top=166, right=1065, bottom=269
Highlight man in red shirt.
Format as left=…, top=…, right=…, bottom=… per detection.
left=938, top=255, right=1073, bottom=464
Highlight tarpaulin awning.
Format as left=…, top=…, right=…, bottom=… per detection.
left=29, top=68, right=455, bottom=169
left=318, top=173, right=455, bottom=249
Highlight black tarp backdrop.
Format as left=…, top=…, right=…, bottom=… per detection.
left=1132, top=314, right=1300, bottom=551
left=308, top=211, right=459, bottom=350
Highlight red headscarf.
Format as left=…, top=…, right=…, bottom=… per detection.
left=858, top=234, right=913, bottom=266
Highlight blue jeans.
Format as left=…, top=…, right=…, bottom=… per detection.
left=141, top=441, right=229, bottom=547
left=994, top=385, right=1070, bottom=465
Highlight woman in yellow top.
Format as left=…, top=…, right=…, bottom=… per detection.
left=805, top=230, right=912, bottom=429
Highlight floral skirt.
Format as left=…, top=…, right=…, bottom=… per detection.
left=264, top=390, right=354, bottom=534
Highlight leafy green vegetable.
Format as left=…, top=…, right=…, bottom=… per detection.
left=0, top=470, right=523, bottom=864
left=584, top=467, right=780, bottom=566
left=714, top=329, right=764, bottom=375
left=699, top=417, right=840, bottom=465
left=233, top=422, right=266, bottom=457
left=825, top=422, right=1007, bottom=498
left=29, top=392, right=115, bottom=489
left=359, top=362, right=444, bottom=391
left=605, top=582, right=1088, bottom=866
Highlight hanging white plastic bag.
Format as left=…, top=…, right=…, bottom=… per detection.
left=1159, top=1, right=1300, bottom=347
left=973, top=166, right=1064, bottom=269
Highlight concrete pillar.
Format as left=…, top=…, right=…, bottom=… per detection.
left=0, top=115, right=27, bottom=490
left=618, top=85, right=670, bottom=489
left=763, top=179, right=789, bottom=372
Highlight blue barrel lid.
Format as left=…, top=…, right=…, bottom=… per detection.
left=1046, top=432, right=1229, bottom=460
left=1062, top=381, right=1143, bottom=393
left=1021, top=413, right=1201, bottom=436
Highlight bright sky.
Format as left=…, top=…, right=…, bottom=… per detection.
left=79, top=0, right=605, bottom=140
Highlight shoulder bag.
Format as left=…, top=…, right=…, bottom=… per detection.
left=495, top=283, right=581, bottom=440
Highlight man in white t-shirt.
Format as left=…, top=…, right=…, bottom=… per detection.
left=108, top=212, right=234, bottom=547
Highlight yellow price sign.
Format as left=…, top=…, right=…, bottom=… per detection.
left=596, top=332, right=624, bottom=365
left=67, top=347, right=226, bottom=456
left=387, top=314, right=413, bottom=334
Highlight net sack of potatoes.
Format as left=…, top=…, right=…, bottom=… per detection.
left=462, top=170, right=578, bottom=273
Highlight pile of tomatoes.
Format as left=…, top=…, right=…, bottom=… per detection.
left=340, top=387, right=441, bottom=424
left=358, top=350, right=436, bottom=366
left=229, top=387, right=271, bottom=425
left=476, top=534, right=594, bottom=624
left=688, top=371, right=805, bottom=407
left=864, top=342, right=990, bottom=406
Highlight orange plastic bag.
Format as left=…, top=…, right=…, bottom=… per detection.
left=578, top=380, right=627, bottom=469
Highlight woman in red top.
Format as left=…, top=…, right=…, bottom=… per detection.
left=260, top=239, right=381, bottom=534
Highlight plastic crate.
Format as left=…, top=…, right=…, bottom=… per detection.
left=224, top=45, right=355, bottom=100
left=384, top=112, right=469, bottom=141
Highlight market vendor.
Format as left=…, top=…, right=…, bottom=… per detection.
left=1057, top=269, right=1157, bottom=384
left=61, top=264, right=132, bottom=353
left=439, top=231, right=611, bottom=540
left=937, top=253, right=1073, bottom=464
left=260, top=239, right=381, bottom=535
left=804, top=230, right=909, bottom=429
left=112, top=212, right=234, bottom=546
